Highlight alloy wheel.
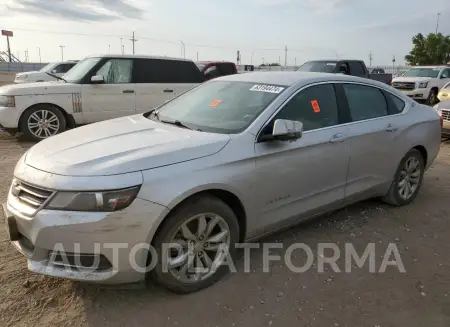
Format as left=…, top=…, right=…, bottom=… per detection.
left=27, top=109, right=60, bottom=139
left=166, top=213, right=231, bottom=283
left=398, top=156, right=421, bottom=200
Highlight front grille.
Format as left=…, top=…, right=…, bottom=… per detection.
left=442, top=109, right=450, bottom=122
left=392, top=82, right=415, bottom=90
left=11, top=179, right=54, bottom=210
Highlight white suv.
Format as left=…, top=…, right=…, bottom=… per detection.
left=14, top=61, right=78, bottom=84
left=0, top=55, right=204, bottom=141
left=391, top=66, right=450, bottom=104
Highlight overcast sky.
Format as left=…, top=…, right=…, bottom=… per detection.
left=0, top=0, right=449, bottom=66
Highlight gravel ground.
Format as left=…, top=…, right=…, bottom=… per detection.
left=1, top=132, right=450, bottom=327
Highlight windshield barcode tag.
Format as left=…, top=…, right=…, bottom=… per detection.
left=249, top=85, right=285, bottom=94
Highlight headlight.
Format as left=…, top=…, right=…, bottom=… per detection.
left=0, top=95, right=15, bottom=107
left=418, top=81, right=428, bottom=88
left=46, top=186, right=141, bottom=212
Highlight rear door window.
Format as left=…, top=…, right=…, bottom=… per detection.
left=348, top=61, right=366, bottom=77
left=133, top=59, right=203, bottom=83
left=216, top=63, right=236, bottom=76
left=383, top=91, right=406, bottom=114
left=343, top=84, right=388, bottom=121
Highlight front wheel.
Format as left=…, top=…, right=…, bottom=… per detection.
left=20, top=105, right=66, bottom=141
left=427, top=89, right=438, bottom=105
left=382, top=149, right=425, bottom=206
left=150, top=195, right=240, bottom=294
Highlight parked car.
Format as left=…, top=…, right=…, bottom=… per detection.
left=196, top=61, right=237, bottom=80
left=438, top=81, right=450, bottom=102
left=371, top=68, right=385, bottom=74
left=3, top=72, right=441, bottom=293
left=14, top=61, right=78, bottom=84
left=391, top=66, right=450, bottom=104
left=236, top=64, right=255, bottom=73
left=434, top=100, right=450, bottom=137
left=297, top=60, right=393, bottom=85
left=0, top=54, right=204, bottom=141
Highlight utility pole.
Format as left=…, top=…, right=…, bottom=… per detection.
left=179, top=40, right=185, bottom=59
left=59, top=45, right=65, bottom=61
left=368, top=52, right=373, bottom=67
left=196, top=52, right=199, bottom=62
left=436, top=13, right=441, bottom=34
left=37, top=47, right=41, bottom=63
left=120, top=38, right=123, bottom=54
left=24, top=50, right=28, bottom=62
left=392, top=55, right=396, bottom=73
left=130, top=31, right=137, bottom=55
left=108, top=45, right=111, bottom=53
left=295, top=57, right=297, bottom=66
left=284, top=45, right=287, bottom=67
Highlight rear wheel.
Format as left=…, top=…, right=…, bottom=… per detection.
left=20, top=105, right=66, bottom=141
left=150, top=195, right=240, bottom=294
left=382, top=149, right=424, bottom=206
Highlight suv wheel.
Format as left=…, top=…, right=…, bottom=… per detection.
left=427, top=89, right=438, bottom=105
left=20, top=105, right=66, bottom=141
left=382, top=149, right=424, bottom=206
left=150, top=195, right=240, bottom=294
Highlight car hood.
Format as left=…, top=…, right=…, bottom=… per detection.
left=392, top=77, right=431, bottom=83
left=0, top=81, right=80, bottom=95
left=16, top=71, right=39, bottom=76
left=25, top=114, right=231, bottom=176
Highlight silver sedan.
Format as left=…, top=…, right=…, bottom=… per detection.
left=3, top=72, right=442, bottom=293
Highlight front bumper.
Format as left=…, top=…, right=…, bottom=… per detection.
left=395, top=88, right=429, bottom=100
left=442, top=120, right=450, bottom=137
left=0, top=105, right=19, bottom=129
left=3, top=190, right=169, bottom=284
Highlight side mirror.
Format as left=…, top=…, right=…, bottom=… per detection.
left=259, top=119, right=303, bottom=142
left=91, top=75, right=105, bottom=84
left=51, top=69, right=57, bottom=74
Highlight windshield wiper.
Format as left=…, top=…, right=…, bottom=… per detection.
left=160, top=119, right=193, bottom=130
left=45, top=72, right=67, bottom=83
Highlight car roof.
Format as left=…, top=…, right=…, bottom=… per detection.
left=85, top=54, right=194, bottom=62
left=197, top=61, right=235, bottom=64
left=410, top=66, right=448, bottom=69
left=215, top=71, right=384, bottom=87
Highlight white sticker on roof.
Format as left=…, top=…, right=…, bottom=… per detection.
left=250, top=85, right=285, bottom=94
left=326, top=63, right=335, bottom=65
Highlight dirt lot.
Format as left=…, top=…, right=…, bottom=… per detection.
left=1, top=132, right=450, bottom=327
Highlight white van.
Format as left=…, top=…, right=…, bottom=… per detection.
left=0, top=55, right=204, bottom=141
left=14, top=61, right=78, bottom=84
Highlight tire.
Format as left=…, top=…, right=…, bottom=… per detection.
left=427, top=89, right=438, bottom=105
left=382, top=149, right=425, bottom=206
left=149, top=195, right=240, bottom=294
left=20, top=105, right=66, bottom=141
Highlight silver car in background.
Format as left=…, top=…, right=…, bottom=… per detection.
left=3, top=72, right=441, bottom=294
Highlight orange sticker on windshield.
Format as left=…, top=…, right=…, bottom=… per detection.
left=209, top=99, right=222, bottom=107
left=311, top=100, right=321, bottom=113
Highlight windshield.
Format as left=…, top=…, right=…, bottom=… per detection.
left=63, top=57, right=102, bottom=82
left=151, top=81, right=285, bottom=133
left=402, top=68, right=440, bottom=78
left=297, top=61, right=336, bottom=73
left=39, top=63, right=57, bottom=73
left=196, top=64, right=206, bottom=71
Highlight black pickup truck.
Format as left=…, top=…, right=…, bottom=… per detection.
left=297, top=60, right=392, bottom=85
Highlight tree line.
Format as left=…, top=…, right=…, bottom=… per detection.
left=405, top=33, right=450, bottom=65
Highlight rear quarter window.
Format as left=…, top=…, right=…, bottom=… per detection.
left=133, top=59, right=204, bottom=83
left=217, top=63, right=237, bottom=75
left=383, top=91, right=406, bottom=114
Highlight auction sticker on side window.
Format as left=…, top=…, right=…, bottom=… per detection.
left=249, top=84, right=285, bottom=94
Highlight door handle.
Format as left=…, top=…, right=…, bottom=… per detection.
left=329, top=133, right=348, bottom=143
left=385, top=124, right=398, bottom=132
left=122, top=90, right=135, bottom=94
left=163, top=89, right=174, bottom=93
